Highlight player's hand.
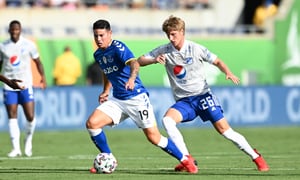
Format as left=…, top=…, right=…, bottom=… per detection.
left=8, top=79, right=25, bottom=90
left=125, top=78, right=135, bottom=91
left=99, top=92, right=109, bottom=104
left=40, top=76, right=47, bottom=89
left=226, top=74, right=240, bottom=85
left=155, top=54, right=166, bottom=65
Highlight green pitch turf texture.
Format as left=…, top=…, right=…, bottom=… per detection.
left=0, top=126, right=299, bottom=180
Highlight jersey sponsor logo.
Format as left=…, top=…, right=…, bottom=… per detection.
left=103, top=65, right=119, bottom=74
left=173, top=65, right=186, bottom=79
left=10, top=55, right=21, bottom=66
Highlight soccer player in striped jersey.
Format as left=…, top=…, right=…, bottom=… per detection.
left=0, top=20, right=47, bottom=157
left=138, top=15, right=269, bottom=172
left=86, top=19, right=198, bottom=173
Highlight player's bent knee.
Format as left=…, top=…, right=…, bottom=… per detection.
left=86, top=118, right=99, bottom=129
left=85, top=120, right=92, bottom=129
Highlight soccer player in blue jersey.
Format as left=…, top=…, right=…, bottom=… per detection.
left=138, top=15, right=269, bottom=172
left=86, top=19, right=198, bottom=174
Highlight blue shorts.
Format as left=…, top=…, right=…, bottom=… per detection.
left=3, top=87, right=34, bottom=105
left=171, top=92, right=224, bottom=123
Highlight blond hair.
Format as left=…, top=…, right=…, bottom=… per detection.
left=162, top=15, right=185, bottom=34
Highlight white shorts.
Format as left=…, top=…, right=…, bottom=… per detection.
left=96, top=93, right=157, bottom=129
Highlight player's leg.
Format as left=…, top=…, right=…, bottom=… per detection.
left=162, top=104, right=198, bottom=172
left=213, top=118, right=258, bottom=157
left=213, top=118, right=269, bottom=171
left=6, top=104, right=21, bottom=157
left=86, top=100, right=122, bottom=154
left=143, top=121, right=198, bottom=173
left=125, top=93, right=184, bottom=161
left=4, top=90, right=21, bottom=157
left=197, top=91, right=269, bottom=171
left=128, top=93, right=197, bottom=173
left=21, top=101, right=36, bottom=157
left=86, top=109, right=114, bottom=153
left=20, top=88, right=36, bottom=157
left=143, top=126, right=183, bottom=159
left=162, top=108, right=190, bottom=156
left=87, top=100, right=123, bottom=173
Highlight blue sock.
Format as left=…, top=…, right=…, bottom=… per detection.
left=91, top=131, right=111, bottom=153
left=161, top=138, right=183, bottom=161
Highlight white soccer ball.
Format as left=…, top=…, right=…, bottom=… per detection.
left=93, top=153, right=118, bottom=174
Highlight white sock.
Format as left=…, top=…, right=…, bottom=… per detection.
left=87, top=128, right=102, bottom=136
left=8, top=118, right=20, bottom=151
left=25, top=118, right=36, bottom=146
left=162, top=116, right=189, bottom=156
left=157, top=135, right=168, bottom=148
left=157, top=135, right=188, bottom=162
left=222, top=128, right=259, bottom=159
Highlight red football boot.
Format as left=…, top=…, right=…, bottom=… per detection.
left=175, top=155, right=198, bottom=174
left=253, top=149, right=269, bottom=171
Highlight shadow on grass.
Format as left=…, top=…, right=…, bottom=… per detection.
left=0, top=168, right=88, bottom=173
left=0, top=168, right=299, bottom=178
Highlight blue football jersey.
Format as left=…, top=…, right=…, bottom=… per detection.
left=94, top=40, right=148, bottom=100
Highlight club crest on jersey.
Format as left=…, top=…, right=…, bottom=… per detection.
left=107, top=56, right=113, bottom=63
left=185, top=57, right=193, bottom=64
left=102, top=56, right=107, bottom=64
left=10, top=55, right=20, bottom=66
left=173, top=65, right=186, bottom=79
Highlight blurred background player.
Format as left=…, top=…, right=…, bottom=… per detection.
left=138, top=15, right=269, bottom=172
left=0, top=20, right=47, bottom=157
left=53, top=45, right=82, bottom=86
left=86, top=60, right=103, bottom=85
left=253, top=0, right=278, bottom=33
left=86, top=19, right=198, bottom=174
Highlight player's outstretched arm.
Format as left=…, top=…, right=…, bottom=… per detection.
left=138, top=55, right=157, bottom=66
left=213, top=58, right=240, bottom=85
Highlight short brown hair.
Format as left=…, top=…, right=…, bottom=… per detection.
left=162, top=15, right=185, bottom=34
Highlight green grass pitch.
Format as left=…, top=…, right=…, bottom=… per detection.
left=0, top=126, right=299, bottom=180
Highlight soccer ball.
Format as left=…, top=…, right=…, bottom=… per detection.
left=93, top=153, right=118, bottom=174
